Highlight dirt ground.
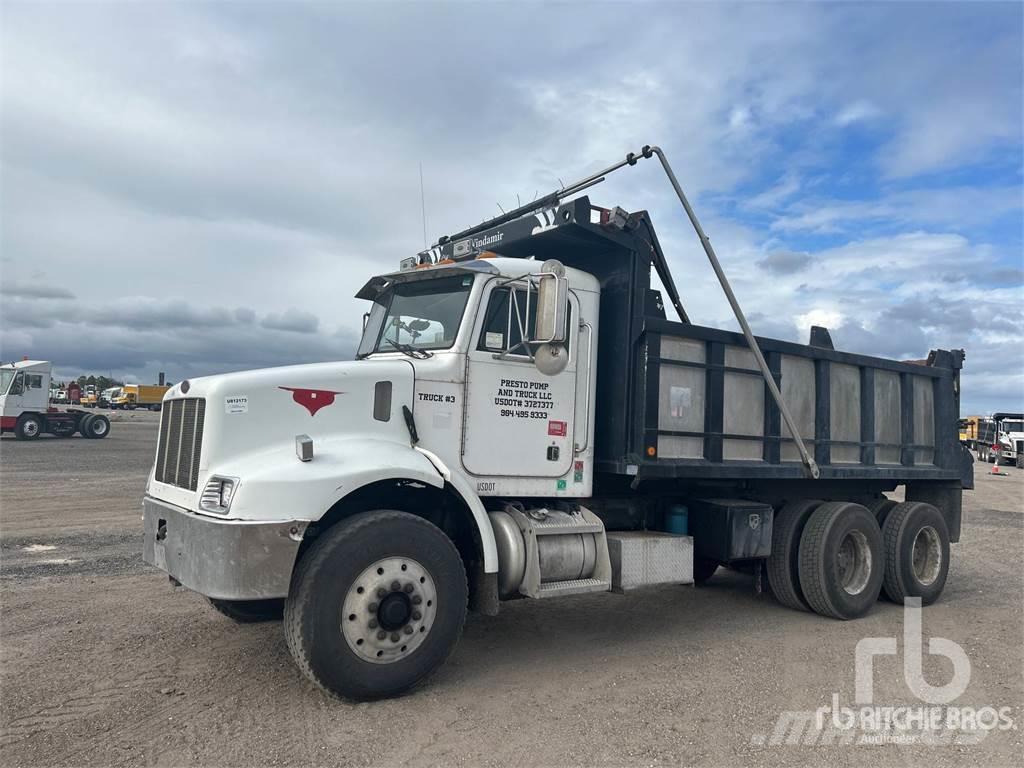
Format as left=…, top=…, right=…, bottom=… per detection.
left=1, top=423, right=1022, bottom=767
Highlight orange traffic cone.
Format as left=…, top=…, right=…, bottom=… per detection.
left=990, top=457, right=1005, bottom=476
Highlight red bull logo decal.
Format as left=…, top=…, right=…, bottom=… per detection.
left=279, top=387, right=344, bottom=416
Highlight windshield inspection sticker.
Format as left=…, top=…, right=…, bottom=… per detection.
left=225, top=396, right=248, bottom=414
left=485, top=332, right=504, bottom=349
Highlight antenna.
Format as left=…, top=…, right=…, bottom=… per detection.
left=419, top=162, right=428, bottom=248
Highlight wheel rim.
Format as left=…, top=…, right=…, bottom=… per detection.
left=341, top=556, right=437, bottom=665
left=836, top=530, right=872, bottom=595
left=23, top=420, right=39, bottom=437
left=92, top=420, right=107, bottom=435
left=911, top=525, right=942, bottom=586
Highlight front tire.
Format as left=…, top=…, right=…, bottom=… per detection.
left=284, top=510, right=467, bottom=701
left=798, top=502, right=884, bottom=620
left=881, top=502, right=950, bottom=605
left=15, top=414, right=42, bottom=440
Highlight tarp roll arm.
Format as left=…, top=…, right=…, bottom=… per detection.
left=437, top=143, right=821, bottom=479
left=544, top=145, right=819, bottom=479
left=632, top=145, right=819, bottom=479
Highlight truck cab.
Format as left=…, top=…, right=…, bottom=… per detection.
left=99, top=387, right=121, bottom=409
left=1, top=361, right=110, bottom=439
left=1, top=360, right=52, bottom=435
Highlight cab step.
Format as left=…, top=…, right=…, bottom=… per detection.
left=536, top=578, right=611, bottom=598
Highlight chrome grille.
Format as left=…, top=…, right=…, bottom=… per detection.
left=155, top=398, right=206, bottom=490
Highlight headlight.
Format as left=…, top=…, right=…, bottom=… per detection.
left=200, top=476, right=239, bottom=515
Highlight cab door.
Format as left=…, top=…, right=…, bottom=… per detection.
left=5, top=372, right=25, bottom=417
left=462, top=279, right=578, bottom=478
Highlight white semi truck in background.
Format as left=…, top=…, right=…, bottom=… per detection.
left=142, top=147, right=972, bottom=700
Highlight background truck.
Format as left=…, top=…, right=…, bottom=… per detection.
left=1, top=360, right=111, bottom=439
left=142, top=146, right=972, bottom=701
left=80, top=385, right=98, bottom=408
left=112, top=384, right=170, bottom=410
left=98, top=387, right=120, bottom=409
left=976, top=412, right=1024, bottom=465
left=958, top=415, right=982, bottom=448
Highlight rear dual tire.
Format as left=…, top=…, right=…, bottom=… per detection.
left=880, top=502, right=949, bottom=606
left=767, top=499, right=822, bottom=611
left=798, top=502, right=884, bottom=620
left=79, top=414, right=110, bottom=439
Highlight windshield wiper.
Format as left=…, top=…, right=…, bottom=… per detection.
left=384, top=338, right=433, bottom=360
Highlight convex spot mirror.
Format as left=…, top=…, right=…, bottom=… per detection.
left=533, top=259, right=568, bottom=344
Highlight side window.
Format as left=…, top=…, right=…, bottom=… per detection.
left=477, top=286, right=571, bottom=358
left=26, top=374, right=42, bottom=389
left=9, top=373, right=24, bottom=395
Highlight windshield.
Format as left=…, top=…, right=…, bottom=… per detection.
left=0, top=369, right=15, bottom=395
left=357, top=274, right=474, bottom=356
left=1001, top=420, right=1023, bottom=433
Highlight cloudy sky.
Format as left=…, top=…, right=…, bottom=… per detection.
left=1, top=1, right=1021, bottom=414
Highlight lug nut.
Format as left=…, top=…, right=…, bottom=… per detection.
left=377, top=631, right=386, bottom=640
left=411, top=595, right=422, bottom=605
left=390, top=632, right=400, bottom=642
left=412, top=611, right=421, bottom=621
left=368, top=602, right=378, bottom=612
left=403, top=583, right=414, bottom=593
left=403, top=625, right=414, bottom=635
left=390, top=581, right=400, bottom=591
left=368, top=619, right=378, bottom=629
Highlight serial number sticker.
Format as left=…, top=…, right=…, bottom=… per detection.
left=225, top=396, right=248, bottom=414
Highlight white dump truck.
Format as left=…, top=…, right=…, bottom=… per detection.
left=0, top=360, right=111, bottom=439
left=976, top=412, right=1024, bottom=465
left=142, top=147, right=972, bottom=700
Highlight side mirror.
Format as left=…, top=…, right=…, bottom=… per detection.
left=534, top=260, right=568, bottom=344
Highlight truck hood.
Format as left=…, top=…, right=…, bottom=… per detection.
left=162, top=359, right=416, bottom=478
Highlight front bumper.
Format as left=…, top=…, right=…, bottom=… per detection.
left=142, top=495, right=308, bottom=600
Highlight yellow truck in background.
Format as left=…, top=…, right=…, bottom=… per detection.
left=111, top=384, right=170, bottom=411
left=958, top=416, right=983, bottom=449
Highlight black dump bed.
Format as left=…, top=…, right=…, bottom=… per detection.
left=425, top=196, right=974, bottom=493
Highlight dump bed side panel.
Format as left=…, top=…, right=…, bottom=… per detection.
left=599, top=319, right=971, bottom=486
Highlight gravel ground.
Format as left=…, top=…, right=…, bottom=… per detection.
left=1, top=423, right=1021, bottom=767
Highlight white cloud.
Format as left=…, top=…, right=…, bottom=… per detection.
left=796, top=308, right=844, bottom=331
left=834, top=100, right=882, bottom=126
